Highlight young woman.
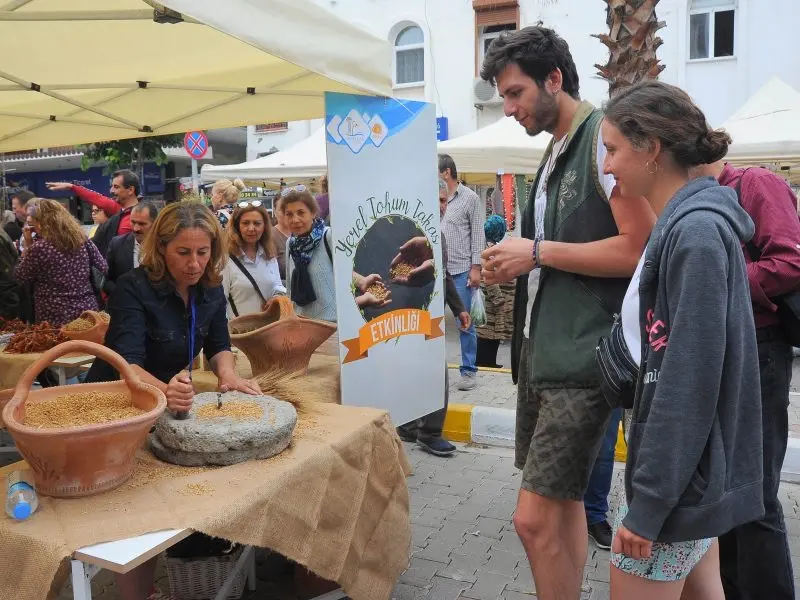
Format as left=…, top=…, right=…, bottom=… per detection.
left=284, top=187, right=336, bottom=322
left=601, top=80, right=763, bottom=599
left=222, top=201, right=286, bottom=318
left=14, top=198, right=107, bottom=326
left=89, top=206, right=108, bottom=238
left=209, top=178, right=245, bottom=228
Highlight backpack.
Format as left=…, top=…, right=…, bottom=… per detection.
left=735, top=169, right=800, bottom=345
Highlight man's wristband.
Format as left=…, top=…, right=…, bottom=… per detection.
left=532, top=237, right=542, bottom=270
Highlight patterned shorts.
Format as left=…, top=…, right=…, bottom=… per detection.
left=515, top=344, right=612, bottom=500
left=611, top=499, right=714, bottom=581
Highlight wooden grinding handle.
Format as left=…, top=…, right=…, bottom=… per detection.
left=11, top=340, right=147, bottom=404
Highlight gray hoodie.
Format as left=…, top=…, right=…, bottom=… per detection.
left=624, top=176, right=764, bottom=543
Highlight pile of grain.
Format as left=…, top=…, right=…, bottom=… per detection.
left=366, top=281, right=390, bottom=301
left=25, top=391, right=145, bottom=428
left=96, top=312, right=111, bottom=323
left=195, top=401, right=264, bottom=421
left=389, top=262, right=414, bottom=279
left=179, top=481, right=215, bottom=496
left=63, top=317, right=94, bottom=332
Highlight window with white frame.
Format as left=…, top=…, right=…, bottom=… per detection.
left=689, top=0, right=735, bottom=60
left=480, top=24, right=516, bottom=63
left=394, top=25, right=424, bottom=86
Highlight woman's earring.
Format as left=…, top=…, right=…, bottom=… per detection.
left=645, top=161, right=659, bottom=175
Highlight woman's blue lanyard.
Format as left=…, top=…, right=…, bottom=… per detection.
left=187, top=289, right=196, bottom=379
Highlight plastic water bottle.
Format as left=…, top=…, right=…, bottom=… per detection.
left=5, top=471, right=38, bottom=520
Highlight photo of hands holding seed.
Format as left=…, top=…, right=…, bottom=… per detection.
left=351, top=216, right=437, bottom=321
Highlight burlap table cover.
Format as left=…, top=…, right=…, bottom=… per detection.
left=0, top=402, right=411, bottom=600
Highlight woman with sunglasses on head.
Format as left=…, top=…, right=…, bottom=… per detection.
left=601, top=80, right=763, bottom=599
left=283, top=186, right=336, bottom=322
left=223, top=200, right=286, bottom=318
left=209, top=178, right=245, bottom=229
left=89, top=206, right=108, bottom=238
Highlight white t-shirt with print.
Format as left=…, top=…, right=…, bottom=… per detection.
left=524, top=128, right=616, bottom=338
left=621, top=253, right=646, bottom=366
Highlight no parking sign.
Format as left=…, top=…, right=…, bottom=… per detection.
left=183, top=131, right=208, bottom=160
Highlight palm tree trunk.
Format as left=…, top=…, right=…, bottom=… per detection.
left=594, top=0, right=666, bottom=94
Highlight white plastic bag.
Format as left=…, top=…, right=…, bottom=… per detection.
left=470, top=288, right=487, bottom=326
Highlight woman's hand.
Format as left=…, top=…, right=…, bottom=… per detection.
left=217, top=370, right=261, bottom=395
left=458, top=311, right=471, bottom=331
left=22, top=225, right=34, bottom=246
left=612, top=525, right=653, bottom=560
left=166, top=370, right=195, bottom=413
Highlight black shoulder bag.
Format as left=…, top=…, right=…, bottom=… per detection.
left=227, top=254, right=267, bottom=317
left=595, top=313, right=638, bottom=409
left=735, top=169, right=800, bottom=345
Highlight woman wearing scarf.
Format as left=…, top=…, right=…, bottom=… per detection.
left=284, top=186, right=336, bottom=322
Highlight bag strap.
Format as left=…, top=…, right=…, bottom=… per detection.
left=323, top=228, right=333, bottom=263
left=228, top=293, right=239, bottom=317
left=733, top=168, right=761, bottom=261
left=229, top=253, right=267, bottom=304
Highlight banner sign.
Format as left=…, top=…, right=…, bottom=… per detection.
left=325, top=92, right=445, bottom=425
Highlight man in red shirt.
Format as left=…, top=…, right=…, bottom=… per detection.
left=695, top=161, right=800, bottom=600
left=46, top=169, right=140, bottom=256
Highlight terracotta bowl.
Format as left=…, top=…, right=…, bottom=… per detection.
left=2, top=341, right=166, bottom=498
left=228, top=297, right=337, bottom=376
left=0, top=388, right=11, bottom=429
left=60, top=310, right=109, bottom=345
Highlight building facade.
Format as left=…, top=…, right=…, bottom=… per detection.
left=246, top=0, right=800, bottom=157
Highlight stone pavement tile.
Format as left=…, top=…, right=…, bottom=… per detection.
left=414, top=539, right=461, bottom=564
left=426, top=574, right=471, bottom=600
left=480, top=499, right=516, bottom=521
left=459, top=534, right=496, bottom=557
left=483, top=549, right=520, bottom=576
left=435, top=493, right=465, bottom=511
left=437, top=553, right=489, bottom=584
left=461, top=570, right=514, bottom=600
left=470, top=454, right=505, bottom=473
left=499, top=590, right=535, bottom=600
left=415, top=507, right=451, bottom=528
left=394, top=582, right=430, bottom=600
left=507, top=564, right=534, bottom=595
left=587, top=580, right=610, bottom=600
left=493, top=532, right=527, bottom=556
left=417, top=481, right=453, bottom=499
left=400, top=557, right=446, bottom=587
left=474, top=516, right=507, bottom=540
left=412, top=524, right=440, bottom=547
left=444, top=505, right=485, bottom=523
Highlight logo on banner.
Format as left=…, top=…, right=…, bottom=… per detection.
left=342, top=309, right=443, bottom=363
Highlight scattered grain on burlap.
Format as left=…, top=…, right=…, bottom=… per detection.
left=24, top=391, right=145, bottom=428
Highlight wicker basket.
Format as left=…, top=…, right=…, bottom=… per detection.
left=165, top=544, right=247, bottom=600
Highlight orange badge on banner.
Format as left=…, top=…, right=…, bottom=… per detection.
left=342, top=309, right=444, bottom=363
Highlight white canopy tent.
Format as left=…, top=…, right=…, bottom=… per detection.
left=201, top=127, right=327, bottom=183
left=437, top=116, right=550, bottom=184
left=724, top=77, right=800, bottom=166
left=0, top=0, right=392, bottom=152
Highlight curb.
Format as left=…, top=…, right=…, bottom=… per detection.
left=447, top=398, right=800, bottom=484
left=443, top=404, right=629, bottom=461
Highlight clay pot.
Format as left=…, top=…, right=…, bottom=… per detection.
left=60, top=310, right=109, bottom=345
left=228, top=297, right=337, bottom=376
left=0, top=388, right=11, bottom=429
left=2, top=340, right=166, bottom=498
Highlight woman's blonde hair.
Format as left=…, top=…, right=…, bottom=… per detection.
left=139, top=200, right=225, bottom=287
left=211, top=178, right=246, bottom=206
left=27, top=198, right=87, bottom=253
left=226, top=204, right=276, bottom=259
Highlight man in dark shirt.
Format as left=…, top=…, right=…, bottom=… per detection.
left=103, top=202, right=159, bottom=296
left=3, top=190, right=35, bottom=244
left=696, top=161, right=800, bottom=600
